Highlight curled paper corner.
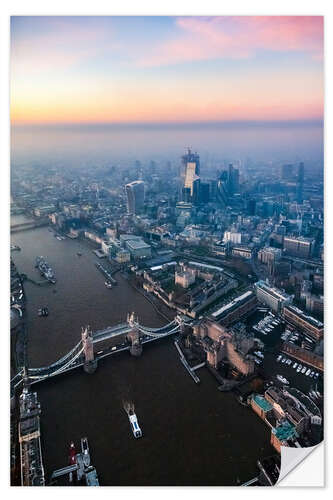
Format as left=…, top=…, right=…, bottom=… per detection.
left=277, top=441, right=324, bottom=486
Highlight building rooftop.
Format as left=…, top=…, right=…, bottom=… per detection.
left=284, top=235, right=315, bottom=244
left=285, top=387, right=322, bottom=418
left=261, top=247, right=282, bottom=254
left=175, top=270, right=193, bottom=279
left=150, top=260, right=177, bottom=271
left=232, top=246, right=252, bottom=252
left=120, top=234, right=142, bottom=242
left=255, top=280, right=291, bottom=302
left=212, top=290, right=253, bottom=318
left=188, top=261, right=224, bottom=272
left=272, top=420, right=298, bottom=441
left=125, top=180, right=144, bottom=187
left=253, top=394, right=273, bottom=412
left=284, top=304, right=323, bottom=328
left=126, top=239, right=151, bottom=250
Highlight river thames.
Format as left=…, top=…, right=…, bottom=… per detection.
left=11, top=221, right=274, bottom=486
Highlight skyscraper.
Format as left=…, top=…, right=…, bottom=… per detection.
left=232, top=167, right=240, bottom=193
left=181, top=148, right=201, bottom=204
left=125, top=180, right=145, bottom=214
left=228, top=164, right=234, bottom=193
left=227, top=164, right=240, bottom=195
left=281, top=164, right=294, bottom=181
left=181, top=148, right=200, bottom=176
left=217, top=177, right=228, bottom=207
left=199, top=183, right=210, bottom=204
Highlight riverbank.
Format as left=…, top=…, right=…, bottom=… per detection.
left=126, top=277, right=175, bottom=323
left=10, top=259, right=27, bottom=374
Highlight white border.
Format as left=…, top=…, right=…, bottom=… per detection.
left=1, top=0, right=331, bottom=497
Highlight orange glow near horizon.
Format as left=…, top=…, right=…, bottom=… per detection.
left=11, top=16, right=323, bottom=126
left=11, top=78, right=323, bottom=125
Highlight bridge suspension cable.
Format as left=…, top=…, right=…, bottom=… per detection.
left=11, top=368, right=24, bottom=383
left=138, top=323, right=181, bottom=337
left=28, top=346, right=84, bottom=381
left=13, top=377, right=24, bottom=389
left=134, top=320, right=177, bottom=333
left=28, top=340, right=83, bottom=373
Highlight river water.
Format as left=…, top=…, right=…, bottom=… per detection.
left=11, top=220, right=274, bottom=486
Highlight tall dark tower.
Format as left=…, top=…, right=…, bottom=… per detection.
left=232, top=168, right=240, bottom=193
left=296, top=162, right=304, bottom=204
left=227, top=164, right=239, bottom=195
left=228, top=164, right=234, bottom=194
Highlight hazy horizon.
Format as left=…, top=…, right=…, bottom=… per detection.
left=11, top=121, right=323, bottom=168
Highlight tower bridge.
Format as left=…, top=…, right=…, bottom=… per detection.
left=10, top=219, right=50, bottom=233
left=11, top=314, right=192, bottom=391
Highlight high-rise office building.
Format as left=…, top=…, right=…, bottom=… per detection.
left=233, top=168, right=240, bottom=193
left=220, top=170, right=228, bottom=182
left=226, top=164, right=240, bottom=195
left=181, top=148, right=201, bottom=204
left=184, top=162, right=200, bottom=192
left=199, top=183, right=210, bottom=204
left=217, top=178, right=228, bottom=207
left=281, top=164, right=294, bottom=181
left=181, top=148, right=200, bottom=176
left=182, top=186, right=192, bottom=203
left=209, top=180, right=218, bottom=201
left=125, top=180, right=145, bottom=215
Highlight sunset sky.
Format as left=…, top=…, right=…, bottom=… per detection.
left=10, top=16, right=324, bottom=126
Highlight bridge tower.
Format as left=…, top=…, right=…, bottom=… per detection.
left=22, top=366, right=31, bottom=389
left=127, top=312, right=143, bottom=357
left=177, top=314, right=191, bottom=348
left=82, top=326, right=97, bottom=374
left=176, top=315, right=185, bottom=336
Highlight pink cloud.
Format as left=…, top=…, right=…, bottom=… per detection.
left=137, top=16, right=323, bottom=67
left=11, top=18, right=114, bottom=74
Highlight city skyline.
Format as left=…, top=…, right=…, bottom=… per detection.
left=11, top=16, right=323, bottom=125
